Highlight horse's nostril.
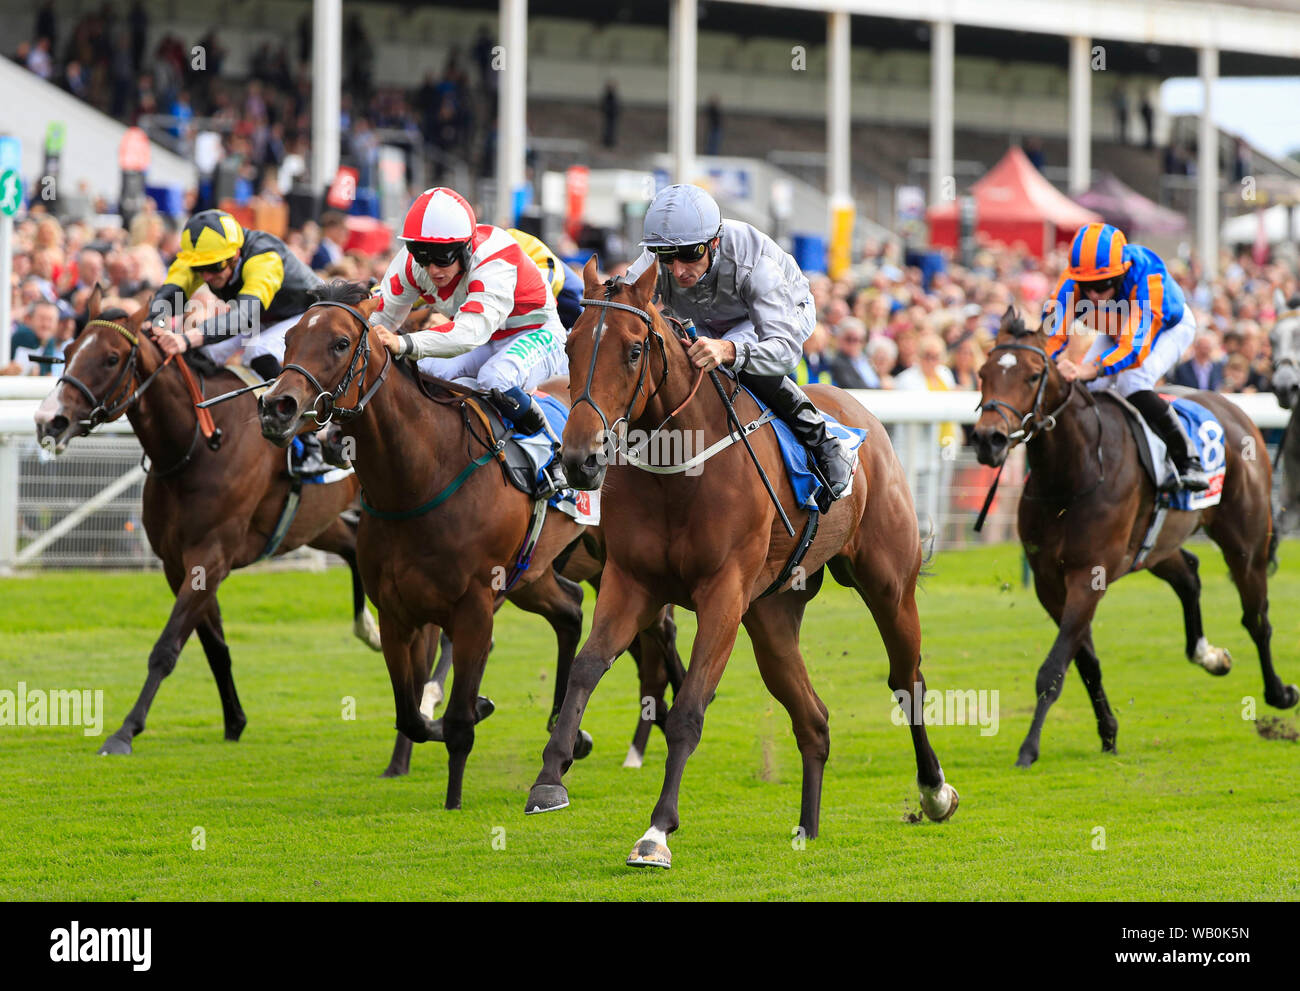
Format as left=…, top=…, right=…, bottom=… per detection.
left=583, top=453, right=600, bottom=471
left=271, top=396, right=297, bottom=419
left=50, top=415, right=69, bottom=434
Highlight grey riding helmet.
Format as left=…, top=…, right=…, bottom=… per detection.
left=640, top=184, right=723, bottom=247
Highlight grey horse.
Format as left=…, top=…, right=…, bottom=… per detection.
left=1271, top=291, right=1300, bottom=533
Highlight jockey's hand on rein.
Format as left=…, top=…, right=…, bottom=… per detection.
left=373, top=327, right=404, bottom=356
left=156, top=331, right=190, bottom=357
left=688, top=337, right=735, bottom=372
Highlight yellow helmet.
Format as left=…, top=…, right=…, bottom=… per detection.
left=178, top=210, right=245, bottom=268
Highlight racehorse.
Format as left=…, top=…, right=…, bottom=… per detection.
left=33, top=288, right=380, bottom=755
left=525, top=259, right=959, bottom=868
left=258, top=281, right=593, bottom=809
left=972, top=308, right=1298, bottom=768
left=1269, top=295, right=1300, bottom=533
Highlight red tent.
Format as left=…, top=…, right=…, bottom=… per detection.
left=927, top=146, right=1102, bottom=258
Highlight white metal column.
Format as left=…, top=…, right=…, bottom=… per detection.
left=311, top=0, right=341, bottom=197
left=0, top=438, right=15, bottom=573
left=1199, top=46, right=1220, bottom=281
left=496, top=0, right=528, bottom=226
left=827, top=10, right=854, bottom=277
left=668, top=0, right=698, bottom=183
left=929, top=19, right=954, bottom=206
left=1068, top=35, right=1092, bottom=195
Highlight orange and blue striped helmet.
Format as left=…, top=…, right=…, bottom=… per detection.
left=1066, top=222, right=1131, bottom=282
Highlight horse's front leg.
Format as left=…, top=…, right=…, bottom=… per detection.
left=1016, top=569, right=1104, bottom=768
left=527, top=567, right=662, bottom=814
left=99, top=548, right=231, bottom=755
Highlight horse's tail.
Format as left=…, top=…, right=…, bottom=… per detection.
left=1269, top=505, right=1280, bottom=576
left=918, top=514, right=937, bottom=584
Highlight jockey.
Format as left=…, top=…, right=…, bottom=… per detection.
left=508, top=228, right=584, bottom=331
left=1044, top=222, right=1208, bottom=491
left=147, top=208, right=331, bottom=473
left=625, top=184, right=853, bottom=511
left=370, top=187, right=570, bottom=497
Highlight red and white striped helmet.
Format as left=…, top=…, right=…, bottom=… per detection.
left=400, top=187, right=477, bottom=244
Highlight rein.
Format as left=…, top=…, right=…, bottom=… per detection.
left=279, top=300, right=391, bottom=425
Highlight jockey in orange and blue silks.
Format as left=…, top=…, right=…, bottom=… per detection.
left=1042, top=222, right=1208, bottom=491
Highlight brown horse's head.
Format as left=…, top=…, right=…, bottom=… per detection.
left=971, top=306, right=1063, bottom=467
left=258, top=281, right=380, bottom=446
left=562, top=256, right=662, bottom=490
left=34, top=286, right=151, bottom=454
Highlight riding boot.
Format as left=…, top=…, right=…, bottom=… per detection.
left=492, top=387, right=568, bottom=498
left=1129, top=389, right=1209, bottom=492
left=741, top=373, right=853, bottom=512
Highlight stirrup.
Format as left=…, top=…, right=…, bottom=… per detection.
left=292, top=434, right=329, bottom=477
left=536, top=449, right=567, bottom=499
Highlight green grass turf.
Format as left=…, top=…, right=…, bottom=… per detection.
left=1, top=540, right=1298, bottom=901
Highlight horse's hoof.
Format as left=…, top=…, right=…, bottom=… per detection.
left=354, top=609, right=383, bottom=652
left=224, top=718, right=246, bottom=742
left=622, top=744, right=644, bottom=769
left=918, top=779, right=959, bottom=822
left=525, top=783, right=569, bottom=815
left=420, top=680, right=443, bottom=720
left=380, top=764, right=409, bottom=778
left=572, top=729, right=593, bottom=761
left=474, top=696, right=495, bottom=723
left=1268, top=684, right=1300, bottom=709
left=1014, top=752, right=1035, bottom=769
left=97, top=734, right=132, bottom=756
left=627, top=829, right=672, bottom=869
left=1191, top=638, right=1232, bottom=676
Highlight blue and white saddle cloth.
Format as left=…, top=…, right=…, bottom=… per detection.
left=510, top=392, right=601, bottom=525
left=1136, top=395, right=1227, bottom=511
left=741, top=386, right=869, bottom=511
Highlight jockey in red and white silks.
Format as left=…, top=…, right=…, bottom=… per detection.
left=370, top=187, right=569, bottom=493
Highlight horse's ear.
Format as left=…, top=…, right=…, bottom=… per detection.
left=633, top=256, right=659, bottom=301
left=582, top=255, right=600, bottom=294
left=999, top=305, right=1018, bottom=335
left=87, top=284, right=103, bottom=321
left=355, top=296, right=380, bottom=318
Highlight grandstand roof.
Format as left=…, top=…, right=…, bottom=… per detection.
left=426, top=0, right=1300, bottom=76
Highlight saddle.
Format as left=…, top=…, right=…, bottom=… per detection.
left=401, top=362, right=551, bottom=500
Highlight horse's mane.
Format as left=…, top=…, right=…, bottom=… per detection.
left=311, top=279, right=372, bottom=306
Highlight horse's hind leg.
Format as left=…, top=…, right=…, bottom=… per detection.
left=1149, top=549, right=1230, bottom=675
left=830, top=550, right=957, bottom=821
left=421, top=631, right=453, bottom=717
left=311, top=518, right=382, bottom=651
left=741, top=594, right=830, bottom=838
left=1206, top=522, right=1300, bottom=710
left=194, top=597, right=246, bottom=742
left=442, top=588, right=498, bottom=810
left=383, top=625, right=439, bottom=778
left=508, top=569, right=588, bottom=753
left=625, top=606, right=683, bottom=769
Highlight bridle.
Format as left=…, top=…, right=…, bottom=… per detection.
left=572, top=278, right=703, bottom=437
left=276, top=300, right=391, bottom=425
left=58, top=320, right=172, bottom=428
left=977, top=340, right=1074, bottom=446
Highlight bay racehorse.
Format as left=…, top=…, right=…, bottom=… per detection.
left=33, top=289, right=380, bottom=755
left=972, top=308, right=1298, bottom=768
left=259, top=281, right=596, bottom=809
left=525, top=259, right=959, bottom=868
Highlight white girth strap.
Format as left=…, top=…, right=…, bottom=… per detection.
left=618, top=409, right=777, bottom=475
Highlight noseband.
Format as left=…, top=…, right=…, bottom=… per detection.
left=277, top=300, right=391, bottom=425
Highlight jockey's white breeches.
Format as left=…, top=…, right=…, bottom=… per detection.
left=1085, top=309, right=1197, bottom=398
left=199, top=313, right=303, bottom=367
left=416, top=318, right=569, bottom=393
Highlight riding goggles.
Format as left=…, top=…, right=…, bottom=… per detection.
left=407, top=240, right=466, bottom=268
left=649, top=241, right=711, bottom=263
left=1077, top=275, right=1125, bottom=298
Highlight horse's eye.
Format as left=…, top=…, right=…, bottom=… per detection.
left=333, top=337, right=350, bottom=353
left=106, top=353, right=120, bottom=367
left=629, top=344, right=642, bottom=363
left=1028, top=372, right=1042, bottom=383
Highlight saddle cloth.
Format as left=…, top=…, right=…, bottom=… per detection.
left=739, top=386, right=868, bottom=511
left=1100, top=392, right=1226, bottom=511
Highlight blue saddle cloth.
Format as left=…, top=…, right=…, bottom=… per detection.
left=1163, top=395, right=1227, bottom=511
left=741, top=386, right=868, bottom=510
left=513, top=391, right=583, bottom=512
